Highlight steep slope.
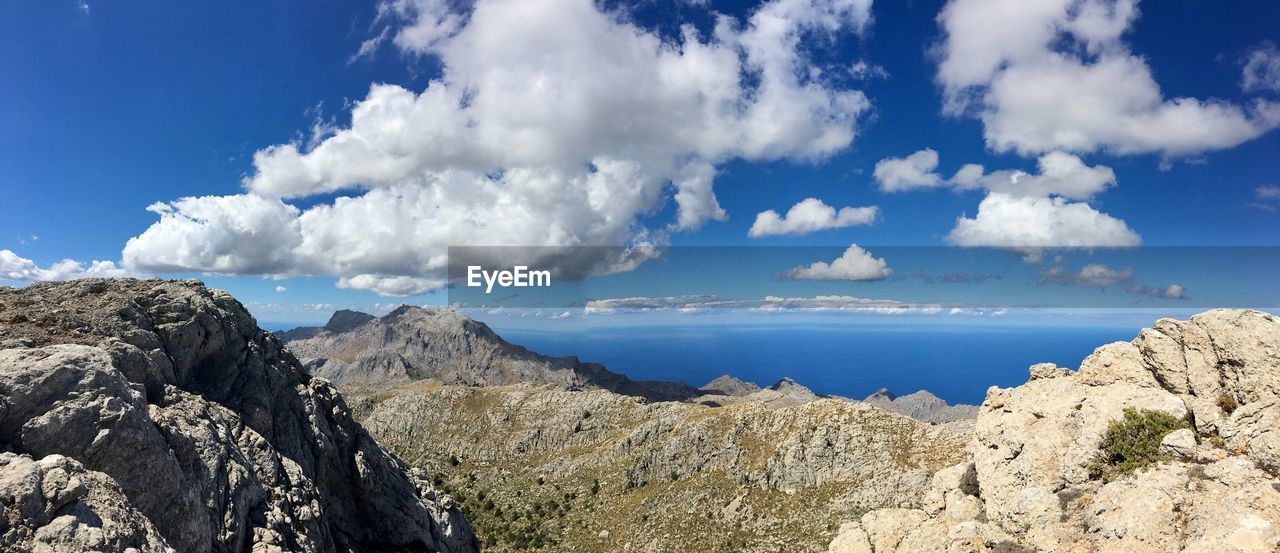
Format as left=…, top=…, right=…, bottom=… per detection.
left=0, top=279, right=477, bottom=552
left=283, top=305, right=701, bottom=402
left=829, top=309, right=1280, bottom=552
left=861, top=388, right=979, bottom=424
left=347, top=381, right=971, bottom=553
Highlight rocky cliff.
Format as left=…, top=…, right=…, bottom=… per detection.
left=283, top=306, right=701, bottom=402
left=828, top=309, right=1280, bottom=552
left=0, top=279, right=477, bottom=553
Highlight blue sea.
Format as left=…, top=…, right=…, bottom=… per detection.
left=262, top=317, right=1148, bottom=406
left=494, top=322, right=1140, bottom=405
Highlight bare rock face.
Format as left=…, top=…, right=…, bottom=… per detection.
left=0, top=452, right=171, bottom=553
left=282, top=305, right=701, bottom=402
left=0, top=279, right=477, bottom=552
left=830, top=309, right=1280, bottom=552
left=862, top=388, right=978, bottom=424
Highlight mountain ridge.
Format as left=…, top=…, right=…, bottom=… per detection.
left=280, top=308, right=978, bottom=420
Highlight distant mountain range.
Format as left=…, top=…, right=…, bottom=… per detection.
left=279, top=305, right=978, bottom=421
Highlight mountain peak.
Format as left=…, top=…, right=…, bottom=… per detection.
left=700, top=375, right=761, bottom=397
left=323, top=309, right=375, bottom=333
left=865, top=387, right=896, bottom=401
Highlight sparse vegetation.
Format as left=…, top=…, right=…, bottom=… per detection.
left=1217, top=394, right=1239, bottom=414
left=1091, top=408, right=1191, bottom=478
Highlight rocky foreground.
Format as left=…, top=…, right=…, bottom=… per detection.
left=829, top=309, right=1280, bottom=552
left=0, top=279, right=477, bottom=552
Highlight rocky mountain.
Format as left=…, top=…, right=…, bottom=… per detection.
left=0, top=279, right=477, bottom=553
left=282, top=305, right=701, bottom=402
left=700, top=374, right=761, bottom=397
left=861, top=388, right=979, bottom=424
left=829, top=309, right=1280, bottom=552
left=275, top=309, right=375, bottom=342
left=346, top=380, right=971, bottom=552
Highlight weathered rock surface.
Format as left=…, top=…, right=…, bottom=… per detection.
left=829, top=309, right=1280, bottom=552
left=0, top=452, right=170, bottom=553
left=862, top=388, right=979, bottom=424
left=0, top=279, right=477, bottom=552
left=282, top=305, right=701, bottom=402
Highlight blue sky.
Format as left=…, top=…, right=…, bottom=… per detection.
left=2, top=0, right=1278, bottom=324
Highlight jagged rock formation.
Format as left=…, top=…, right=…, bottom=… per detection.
left=0, top=279, right=477, bottom=552
left=862, top=388, right=979, bottom=424
left=828, top=309, right=1280, bottom=552
left=282, top=305, right=701, bottom=402
left=348, top=380, right=971, bottom=552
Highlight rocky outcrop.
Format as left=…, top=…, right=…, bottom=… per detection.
left=0, top=452, right=170, bottom=552
left=829, top=309, right=1280, bottom=552
left=862, top=388, right=978, bottom=424
left=281, top=305, right=701, bottom=402
left=0, top=279, right=477, bottom=552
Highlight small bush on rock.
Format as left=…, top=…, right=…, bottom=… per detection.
left=1093, top=408, right=1191, bottom=477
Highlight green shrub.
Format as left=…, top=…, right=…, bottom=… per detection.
left=1093, top=408, right=1191, bottom=476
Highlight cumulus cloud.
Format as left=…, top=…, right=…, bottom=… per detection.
left=873, top=149, right=944, bottom=192
left=783, top=244, right=892, bottom=281
left=1243, top=42, right=1280, bottom=94
left=1038, top=263, right=1134, bottom=288
left=874, top=148, right=1134, bottom=248
left=275, top=286, right=287, bottom=293
left=748, top=197, right=878, bottom=237
left=1037, top=262, right=1186, bottom=300
left=935, top=0, right=1280, bottom=157
left=124, top=0, right=876, bottom=296
left=876, top=149, right=1116, bottom=200
left=584, top=294, right=940, bottom=313
left=1126, top=283, right=1186, bottom=300
left=0, top=250, right=138, bottom=282
left=947, top=193, right=1140, bottom=248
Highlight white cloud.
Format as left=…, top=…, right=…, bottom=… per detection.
left=584, top=293, right=939, bottom=313
left=935, top=0, right=1280, bottom=157
left=0, top=250, right=138, bottom=282
left=1038, top=263, right=1133, bottom=288
left=275, top=285, right=287, bottom=293
left=875, top=149, right=1115, bottom=200
left=336, top=274, right=446, bottom=297
left=748, top=197, right=878, bottom=237
left=873, top=149, right=944, bottom=192
left=946, top=193, right=1140, bottom=248
left=783, top=244, right=892, bottom=281
left=1243, top=42, right=1280, bottom=94
left=1257, top=185, right=1280, bottom=200
left=1127, top=283, right=1186, bottom=300
left=875, top=148, right=1133, bottom=247
left=124, top=0, right=876, bottom=296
